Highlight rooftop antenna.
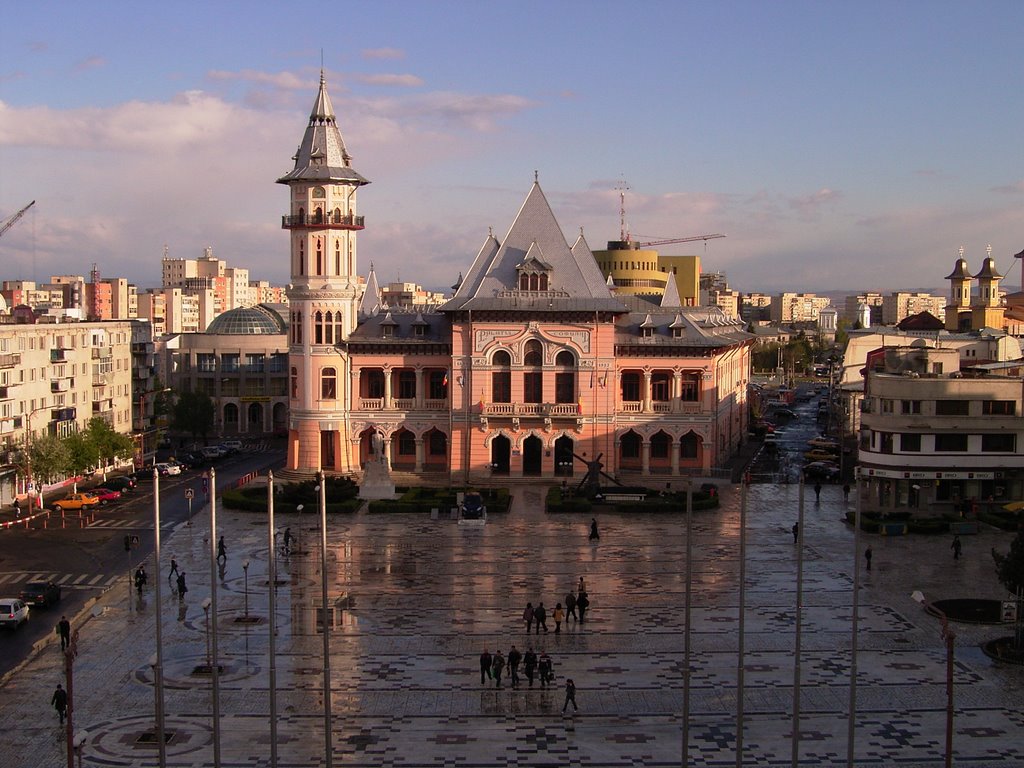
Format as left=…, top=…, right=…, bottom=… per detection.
left=615, top=177, right=630, bottom=242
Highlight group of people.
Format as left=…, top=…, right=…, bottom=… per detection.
left=478, top=648, right=577, bottom=711
left=523, top=578, right=591, bottom=635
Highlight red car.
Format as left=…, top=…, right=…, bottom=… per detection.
left=91, top=488, right=122, bottom=505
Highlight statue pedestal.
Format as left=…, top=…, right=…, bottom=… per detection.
left=359, top=460, right=396, bottom=500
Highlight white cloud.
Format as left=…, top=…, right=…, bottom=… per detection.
left=361, top=48, right=405, bottom=60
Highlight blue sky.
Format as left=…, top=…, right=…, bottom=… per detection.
left=2, top=1, right=1023, bottom=295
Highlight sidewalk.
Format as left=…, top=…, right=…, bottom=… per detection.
left=2, top=482, right=1023, bottom=767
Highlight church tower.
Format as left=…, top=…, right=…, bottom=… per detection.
left=943, top=249, right=972, bottom=331
left=971, top=245, right=1005, bottom=331
left=279, top=73, right=369, bottom=473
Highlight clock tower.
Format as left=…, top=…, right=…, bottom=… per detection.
left=279, top=73, right=369, bottom=473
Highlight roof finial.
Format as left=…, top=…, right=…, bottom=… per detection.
left=615, top=176, right=631, bottom=242
left=959, top=245, right=965, bottom=260
left=987, top=243, right=993, bottom=259
left=534, top=170, right=538, bottom=183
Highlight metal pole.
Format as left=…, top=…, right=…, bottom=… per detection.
left=847, top=470, right=862, bottom=767
left=64, top=629, right=77, bottom=768
left=152, top=468, right=167, bottom=767
left=791, top=479, right=806, bottom=767
left=209, top=467, right=221, bottom=767
left=267, top=471, right=279, bottom=768
left=944, top=628, right=954, bottom=768
left=319, top=472, right=333, bottom=768
left=735, top=479, right=747, bottom=767
left=682, top=481, right=693, bottom=766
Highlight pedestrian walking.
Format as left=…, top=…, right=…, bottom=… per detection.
left=168, top=557, right=180, bottom=585
left=589, top=518, right=600, bottom=541
left=12, top=498, right=20, bottom=519
left=814, top=482, right=822, bottom=503
left=134, top=565, right=147, bottom=596
left=479, top=649, right=493, bottom=685
left=176, top=572, right=188, bottom=601
left=51, top=683, right=68, bottom=725
left=57, top=615, right=71, bottom=651
left=523, top=647, right=538, bottom=687
left=507, top=645, right=521, bottom=687
left=553, top=602, right=564, bottom=633
left=864, top=546, right=873, bottom=571
left=491, top=650, right=505, bottom=689
left=538, top=651, right=553, bottom=688
left=951, top=535, right=963, bottom=560
left=283, top=527, right=293, bottom=554
left=577, top=591, right=590, bottom=623
left=578, top=576, right=586, bottom=594
left=534, top=602, right=548, bottom=634
left=792, top=522, right=799, bottom=543
left=217, top=535, right=227, bottom=563
left=523, top=602, right=534, bottom=633
left=843, top=483, right=851, bottom=502
left=565, top=590, right=577, bottom=621
left=562, top=678, right=578, bottom=712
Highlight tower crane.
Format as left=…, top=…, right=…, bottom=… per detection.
left=631, top=233, right=726, bottom=247
left=0, top=200, right=36, bottom=239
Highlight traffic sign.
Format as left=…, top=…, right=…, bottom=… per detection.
left=185, top=488, right=194, bottom=500
left=202, top=477, right=209, bottom=495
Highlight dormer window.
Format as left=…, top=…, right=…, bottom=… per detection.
left=518, top=272, right=549, bottom=291
left=641, top=327, right=654, bottom=338
left=515, top=243, right=553, bottom=292
left=413, top=324, right=425, bottom=337
left=382, top=324, right=394, bottom=338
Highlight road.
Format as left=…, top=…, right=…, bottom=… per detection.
left=0, top=447, right=284, bottom=678
left=748, top=383, right=835, bottom=482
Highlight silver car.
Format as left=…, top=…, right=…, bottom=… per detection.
left=0, top=599, right=29, bottom=629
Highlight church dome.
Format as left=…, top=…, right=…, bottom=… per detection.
left=205, top=305, right=286, bottom=335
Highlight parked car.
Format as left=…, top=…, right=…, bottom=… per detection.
left=803, top=461, right=841, bottom=481
left=805, top=448, right=840, bottom=462
left=19, top=581, right=61, bottom=608
left=220, top=439, right=243, bottom=453
left=184, top=451, right=208, bottom=467
left=0, top=599, right=29, bottom=629
left=90, top=487, right=122, bottom=505
left=52, top=493, right=100, bottom=513
left=104, top=476, right=136, bottom=493
left=155, top=462, right=182, bottom=477
left=772, top=407, right=798, bottom=420
left=201, top=446, right=226, bottom=461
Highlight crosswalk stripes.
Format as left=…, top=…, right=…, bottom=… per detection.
left=0, top=571, right=121, bottom=589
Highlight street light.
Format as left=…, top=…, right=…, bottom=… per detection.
left=911, top=590, right=955, bottom=768
left=201, top=597, right=212, bottom=669
left=242, top=559, right=250, bottom=619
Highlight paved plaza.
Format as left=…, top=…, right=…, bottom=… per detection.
left=2, top=481, right=1024, bottom=767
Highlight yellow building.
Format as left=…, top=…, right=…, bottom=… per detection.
left=592, top=241, right=700, bottom=305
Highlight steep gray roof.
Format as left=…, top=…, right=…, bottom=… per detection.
left=359, top=265, right=382, bottom=317
left=276, top=73, right=370, bottom=186
left=441, top=182, right=628, bottom=314
left=660, top=274, right=682, bottom=308
left=614, top=295, right=752, bottom=348
left=347, top=307, right=451, bottom=345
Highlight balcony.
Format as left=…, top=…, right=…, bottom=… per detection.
left=281, top=213, right=365, bottom=231
left=0, top=385, right=14, bottom=400
left=50, top=349, right=69, bottom=363
left=0, top=353, right=20, bottom=368
left=51, top=379, right=70, bottom=393
left=93, top=373, right=112, bottom=386
left=481, top=402, right=580, bottom=418
left=93, top=399, right=114, bottom=414
left=92, top=347, right=113, bottom=360
left=0, top=416, right=23, bottom=434
left=52, top=407, right=76, bottom=422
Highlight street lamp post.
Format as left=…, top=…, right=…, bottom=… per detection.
left=202, top=597, right=212, bottom=668
left=242, top=559, right=250, bottom=619
left=911, top=591, right=955, bottom=768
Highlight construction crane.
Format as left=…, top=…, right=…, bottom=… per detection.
left=631, top=233, right=726, bottom=247
left=0, top=200, right=36, bottom=239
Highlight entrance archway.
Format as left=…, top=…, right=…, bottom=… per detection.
left=523, top=434, right=543, bottom=476
left=554, top=435, right=575, bottom=476
left=490, top=434, right=510, bottom=475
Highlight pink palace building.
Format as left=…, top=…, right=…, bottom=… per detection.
left=282, top=76, right=753, bottom=485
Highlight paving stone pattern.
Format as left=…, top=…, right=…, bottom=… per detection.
left=3, top=483, right=1023, bottom=767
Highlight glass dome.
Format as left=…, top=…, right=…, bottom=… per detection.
left=205, top=305, right=285, bottom=335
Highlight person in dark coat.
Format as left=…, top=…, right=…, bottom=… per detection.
left=523, top=647, right=538, bottom=688
left=479, top=649, right=492, bottom=685
left=577, top=591, right=590, bottom=623
left=217, top=535, right=227, bottom=563
left=864, top=546, right=873, bottom=571
left=52, top=683, right=68, bottom=724
left=523, top=602, right=534, bottom=633
left=565, top=590, right=577, bottom=621
left=589, top=518, right=600, bottom=540
left=562, top=678, right=578, bottom=712
left=57, top=616, right=71, bottom=651
left=534, top=602, right=548, bottom=634
left=792, top=522, right=799, bottom=543
left=951, top=535, right=962, bottom=560
left=507, top=645, right=522, bottom=687
left=814, top=483, right=822, bottom=502
left=168, top=557, right=180, bottom=585
left=134, top=565, right=147, bottom=595
left=491, top=650, right=505, bottom=689
left=538, top=652, right=553, bottom=688
left=176, top=572, right=188, bottom=601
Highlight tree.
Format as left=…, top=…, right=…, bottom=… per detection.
left=26, top=434, right=70, bottom=510
left=63, top=431, right=98, bottom=492
left=992, top=532, right=1024, bottom=649
left=83, top=417, right=134, bottom=475
left=171, top=390, right=216, bottom=443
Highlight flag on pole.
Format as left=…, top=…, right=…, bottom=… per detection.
left=442, top=371, right=449, bottom=388
left=577, top=395, right=583, bottom=415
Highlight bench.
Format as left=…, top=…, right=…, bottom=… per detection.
left=602, top=493, right=647, bottom=502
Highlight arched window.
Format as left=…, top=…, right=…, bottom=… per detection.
left=290, top=367, right=298, bottom=398
left=539, top=274, right=548, bottom=290
left=523, top=340, right=543, bottom=403
left=321, top=367, right=337, bottom=399
left=298, top=240, right=305, bottom=276
left=333, top=207, right=342, bottom=223
left=555, top=350, right=576, bottom=404
left=316, top=238, right=323, bottom=275
left=492, top=350, right=511, bottom=403
left=681, top=372, right=701, bottom=402
left=324, top=311, right=334, bottom=345
left=519, top=274, right=530, bottom=290
left=314, top=311, right=324, bottom=345
left=335, top=240, right=341, bottom=274
left=681, top=431, right=700, bottom=459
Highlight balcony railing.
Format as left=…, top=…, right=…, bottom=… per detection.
left=92, top=347, right=112, bottom=359
left=0, top=416, right=24, bottom=434
left=0, top=386, right=13, bottom=400
left=0, top=354, right=20, bottom=368
left=51, top=380, right=70, bottom=393
left=50, top=349, right=69, bottom=363
left=93, top=399, right=114, bottom=413
left=481, top=402, right=581, bottom=418
left=281, top=213, right=365, bottom=230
